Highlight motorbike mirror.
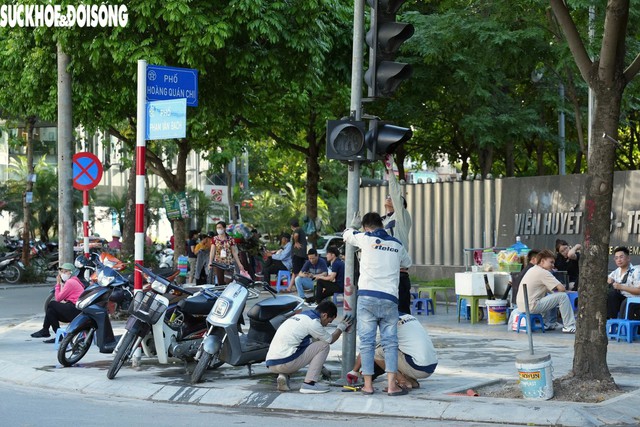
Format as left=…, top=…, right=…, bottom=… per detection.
left=263, top=282, right=277, bottom=297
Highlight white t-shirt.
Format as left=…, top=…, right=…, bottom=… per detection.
left=398, top=314, right=438, bottom=368
left=265, top=310, right=333, bottom=366
left=608, top=264, right=640, bottom=298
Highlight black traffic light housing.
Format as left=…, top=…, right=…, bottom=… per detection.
left=366, top=120, right=412, bottom=161
left=365, top=0, right=415, bottom=97
left=326, top=119, right=367, bottom=161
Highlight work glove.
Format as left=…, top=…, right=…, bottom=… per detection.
left=349, top=212, right=362, bottom=230
left=384, top=154, right=394, bottom=171
left=346, top=370, right=360, bottom=385
left=337, top=314, right=354, bottom=332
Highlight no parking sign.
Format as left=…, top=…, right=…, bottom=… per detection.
left=72, top=152, right=103, bottom=190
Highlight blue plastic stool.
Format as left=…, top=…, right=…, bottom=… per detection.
left=275, top=270, right=291, bottom=293
left=516, top=313, right=545, bottom=333
left=566, top=291, right=579, bottom=315
left=332, top=292, right=344, bottom=307
left=411, top=298, right=434, bottom=315
left=54, top=328, right=67, bottom=350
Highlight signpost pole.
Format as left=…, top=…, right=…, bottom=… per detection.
left=83, top=190, right=90, bottom=258
left=134, top=60, right=147, bottom=291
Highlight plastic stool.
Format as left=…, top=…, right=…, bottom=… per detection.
left=332, top=293, right=344, bottom=307
left=566, top=291, right=579, bottom=315
left=275, top=270, right=291, bottom=292
left=411, top=298, right=434, bottom=315
left=516, top=313, right=545, bottom=333
left=418, top=286, right=450, bottom=313
left=457, top=295, right=482, bottom=324
left=607, top=319, right=623, bottom=340
left=54, top=328, right=67, bottom=350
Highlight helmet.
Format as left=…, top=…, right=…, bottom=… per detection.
left=112, top=230, right=122, bottom=238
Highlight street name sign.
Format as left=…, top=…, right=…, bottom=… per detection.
left=146, top=98, right=187, bottom=140
left=146, top=64, right=198, bottom=107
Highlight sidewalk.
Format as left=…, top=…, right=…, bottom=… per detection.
left=1, top=298, right=639, bottom=426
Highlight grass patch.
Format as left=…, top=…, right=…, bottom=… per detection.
left=412, top=277, right=454, bottom=288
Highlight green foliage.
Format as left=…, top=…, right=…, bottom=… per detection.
left=19, top=264, right=47, bottom=284
left=0, top=155, right=60, bottom=240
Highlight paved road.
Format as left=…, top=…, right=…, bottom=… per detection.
left=2, top=285, right=640, bottom=426
left=0, top=284, right=50, bottom=330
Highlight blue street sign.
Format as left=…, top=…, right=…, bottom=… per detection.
left=146, top=99, right=187, bottom=140
left=147, top=64, right=198, bottom=107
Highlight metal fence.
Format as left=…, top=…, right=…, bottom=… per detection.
left=360, top=171, right=640, bottom=280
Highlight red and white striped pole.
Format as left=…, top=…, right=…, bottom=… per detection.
left=134, top=60, right=148, bottom=291
left=82, top=190, right=90, bottom=258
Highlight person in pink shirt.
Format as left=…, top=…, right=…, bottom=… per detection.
left=31, top=263, right=84, bottom=343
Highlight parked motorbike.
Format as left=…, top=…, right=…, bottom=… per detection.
left=0, top=251, right=24, bottom=283
left=57, top=265, right=131, bottom=366
left=190, top=262, right=304, bottom=384
left=155, top=244, right=174, bottom=269
left=106, top=264, right=221, bottom=380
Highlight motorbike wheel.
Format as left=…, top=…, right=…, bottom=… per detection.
left=191, top=350, right=223, bottom=384
left=57, top=329, right=93, bottom=367
left=4, top=264, right=22, bottom=284
left=107, top=330, right=137, bottom=380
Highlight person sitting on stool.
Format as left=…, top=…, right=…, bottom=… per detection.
left=291, top=248, right=328, bottom=297
left=31, top=263, right=83, bottom=343
left=305, top=246, right=344, bottom=305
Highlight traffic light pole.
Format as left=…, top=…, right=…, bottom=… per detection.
left=341, top=0, right=366, bottom=379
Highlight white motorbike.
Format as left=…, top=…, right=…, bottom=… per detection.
left=191, top=262, right=304, bottom=383
left=155, top=245, right=174, bottom=269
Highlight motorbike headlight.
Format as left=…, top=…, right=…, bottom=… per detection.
left=213, top=298, right=230, bottom=317
left=151, top=280, right=167, bottom=294
left=74, top=258, right=85, bottom=269
left=97, top=270, right=114, bottom=287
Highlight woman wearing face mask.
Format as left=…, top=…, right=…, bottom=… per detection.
left=30, top=263, right=84, bottom=343
left=208, top=221, right=246, bottom=285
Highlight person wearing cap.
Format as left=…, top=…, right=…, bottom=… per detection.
left=108, top=229, right=122, bottom=253
left=31, top=263, right=84, bottom=343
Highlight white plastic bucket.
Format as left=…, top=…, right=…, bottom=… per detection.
left=486, top=299, right=508, bottom=325
left=515, top=352, right=554, bottom=400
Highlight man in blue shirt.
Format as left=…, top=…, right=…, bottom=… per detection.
left=291, top=248, right=328, bottom=298
left=305, top=246, right=344, bottom=305
left=262, top=233, right=292, bottom=282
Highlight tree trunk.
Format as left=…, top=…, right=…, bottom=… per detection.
left=504, top=141, right=514, bottom=177
left=22, top=116, right=36, bottom=266
left=572, top=86, right=623, bottom=381
left=306, top=135, right=320, bottom=247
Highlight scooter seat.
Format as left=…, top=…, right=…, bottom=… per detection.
left=179, top=293, right=217, bottom=316
left=247, top=296, right=300, bottom=322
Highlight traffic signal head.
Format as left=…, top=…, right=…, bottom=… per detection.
left=366, top=0, right=414, bottom=98
left=366, top=121, right=412, bottom=161
left=326, top=119, right=367, bottom=161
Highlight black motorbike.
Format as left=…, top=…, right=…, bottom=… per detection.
left=57, top=264, right=134, bottom=367
left=0, top=250, right=24, bottom=284
left=106, top=264, right=221, bottom=380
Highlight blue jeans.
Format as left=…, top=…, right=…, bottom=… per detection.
left=357, top=295, right=398, bottom=376
left=294, top=276, right=315, bottom=298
